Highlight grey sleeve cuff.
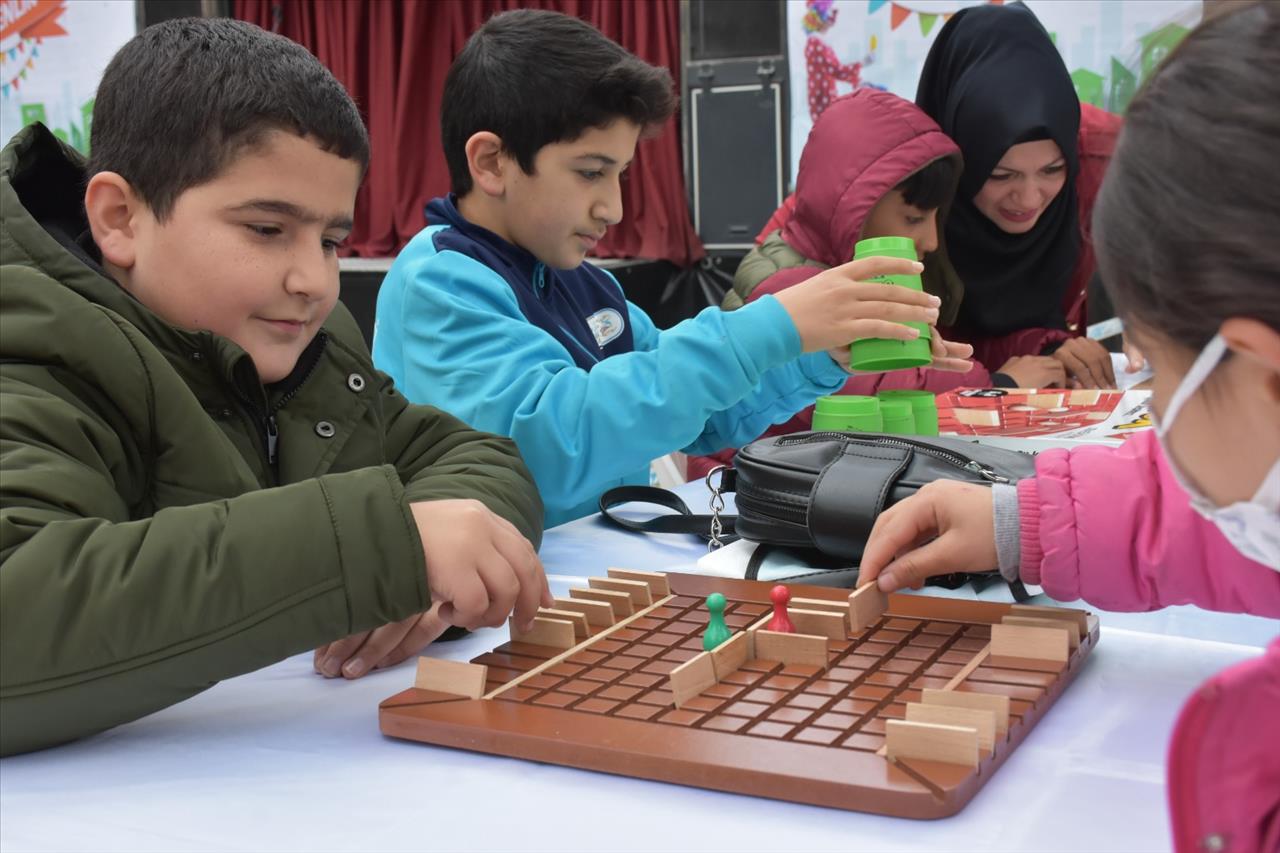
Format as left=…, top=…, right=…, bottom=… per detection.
left=991, top=483, right=1022, bottom=583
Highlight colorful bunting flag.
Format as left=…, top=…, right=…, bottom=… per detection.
left=877, top=1, right=1000, bottom=34
left=1, top=84, right=8, bottom=98
left=889, top=2, right=910, bottom=30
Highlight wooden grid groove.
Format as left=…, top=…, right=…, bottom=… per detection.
left=484, top=598, right=1041, bottom=754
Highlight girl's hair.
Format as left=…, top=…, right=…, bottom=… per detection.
left=896, top=155, right=958, bottom=212
left=1092, top=1, right=1280, bottom=350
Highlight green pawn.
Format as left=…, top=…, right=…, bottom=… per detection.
left=702, top=593, right=732, bottom=651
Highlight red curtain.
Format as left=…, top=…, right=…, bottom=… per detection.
left=234, top=0, right=705, bottom=265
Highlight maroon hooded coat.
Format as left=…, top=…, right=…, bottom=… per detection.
left=690, top=90, right=974, bottom=479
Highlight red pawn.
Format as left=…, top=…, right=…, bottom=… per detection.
left=766, top=584, right=795, bottom=633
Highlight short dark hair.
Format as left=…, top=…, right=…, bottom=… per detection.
left=88, top=17, right=369, bottom=221
left=1093, top=1, right=1280, bottom=351
left=442, top=9, right=677, bottom=196
left=896, top=156, right=958, bottom=211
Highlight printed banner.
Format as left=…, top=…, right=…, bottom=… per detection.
left=787, top=0, right=1201, bottom=180
left=0, top=0, right=135, bottom=154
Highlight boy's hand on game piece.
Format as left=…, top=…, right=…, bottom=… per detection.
left=775, top=256, right=940, bottom=353
left=997, top=355, right=1068, bottom=388
left=314, top=604, right=450, bottom=679
left=858, top=481, right=999, bottom=593
left=410, top=499, right=552, bottom=632
left=1051, top=337, right=1116, bottom=388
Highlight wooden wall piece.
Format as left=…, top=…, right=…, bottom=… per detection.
left=537, top=607, right=589, bottom=639
left=753, top=629, right=828, bottom=668
left=921, top=687, right=1010, bottom=735
left=905, top=702, right=997, bottom=752
left=789, top=608, right=847, bottom=640
left=669, top=651, right=717, bottom=708
left=570, top=586, right=633, bottom=617
left=1009, top=603, right=1089, bottom=639
left=552, top=596, right=614, bottom=627
left=991, top=623, right=1069, bottom=663
left=509, top=616, right=576, bottom=650
left=1002, top=615, right=1079, bottom=650
left=606, top=568, right=671, bottom=597
left=588, top=576, right=653, bottom=608
left=709, top=630, right=752, bottom=680
left=414, top=657, right=489, bottom=699
left=789, top=596, right=849, bottom=618
left=885, top=719, right=980, bottom=768
left=848, top=583, right=888, bottom=633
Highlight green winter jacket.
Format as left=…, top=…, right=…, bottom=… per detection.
left=0, top=125, right=543, bottom=755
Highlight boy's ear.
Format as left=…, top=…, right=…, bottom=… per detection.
left=1221, top=317, right=1280, bottom=403
left=464, top=131, right=509, bottom=198
left=84, top=171, right=143, bottom=271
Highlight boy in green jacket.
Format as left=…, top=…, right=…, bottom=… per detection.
left=0, top=18, right=548, bottom=756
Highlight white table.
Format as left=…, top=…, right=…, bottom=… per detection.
left=1, top=482, right=1272, bottom=853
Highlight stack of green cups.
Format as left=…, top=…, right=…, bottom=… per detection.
left=876, top=389, right=940, bottom=436
left=811, top=394, right=882, bottom=433
left=849, top=236, right=932, bottom=371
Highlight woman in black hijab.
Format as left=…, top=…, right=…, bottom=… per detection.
left=917, top=1, right=1121, bottom=388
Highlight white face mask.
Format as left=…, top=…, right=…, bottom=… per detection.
left=1154, top=333, right=1280, bottom=570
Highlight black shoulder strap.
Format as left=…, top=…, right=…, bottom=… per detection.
left=599, top=487, right=1032, bottom=602
left=598, top=485, right=738, bottom=543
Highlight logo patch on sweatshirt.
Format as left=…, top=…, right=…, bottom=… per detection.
left=586, top=308, right=625, bottom=348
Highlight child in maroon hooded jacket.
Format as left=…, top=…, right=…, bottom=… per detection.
left=691, top=89, right=1062, bottom=479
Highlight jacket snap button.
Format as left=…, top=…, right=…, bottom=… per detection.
left=1202, top=835, right=1225, bottom=852
left=346, top=373, right=366, bottom=392
left=314, top=421, right=336, bottom=438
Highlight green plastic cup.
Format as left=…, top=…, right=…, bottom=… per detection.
left=811, top=394, right=882, bottom=432
left=849, top=236, right=932, bottom=371
left=877, top=398, right=915, bottom=434
left=876, top=389, right=939, bottom=436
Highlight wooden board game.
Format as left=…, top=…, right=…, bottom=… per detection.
left=379, top=571, right=1098, bottom=819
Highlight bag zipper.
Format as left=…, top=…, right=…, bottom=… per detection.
left=773, top=432, right=1012, bottom=483
left=736, top=488, right=808, bottom=525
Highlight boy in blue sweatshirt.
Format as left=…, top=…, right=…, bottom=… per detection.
left=374, top=9, right=973, bottom=526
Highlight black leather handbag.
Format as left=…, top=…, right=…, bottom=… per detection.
left=599, top=431, right=1037, bottom=595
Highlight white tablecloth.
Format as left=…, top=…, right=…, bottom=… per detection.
left=2, top=481, right=1273, bottom=853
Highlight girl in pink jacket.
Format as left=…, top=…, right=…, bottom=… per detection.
left=860, top=5, right=1279, bottom=851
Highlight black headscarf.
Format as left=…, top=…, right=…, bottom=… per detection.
left=916, top=2, right=1081, bottom=337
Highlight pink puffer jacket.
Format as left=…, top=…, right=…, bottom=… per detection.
left=1019, top=430, right=1280, bottom=852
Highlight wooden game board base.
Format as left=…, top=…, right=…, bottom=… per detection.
left=380, top=572, right=1099, bottom=819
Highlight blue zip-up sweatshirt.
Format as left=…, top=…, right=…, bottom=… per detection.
left=373, top=195, right=849, bottom=526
